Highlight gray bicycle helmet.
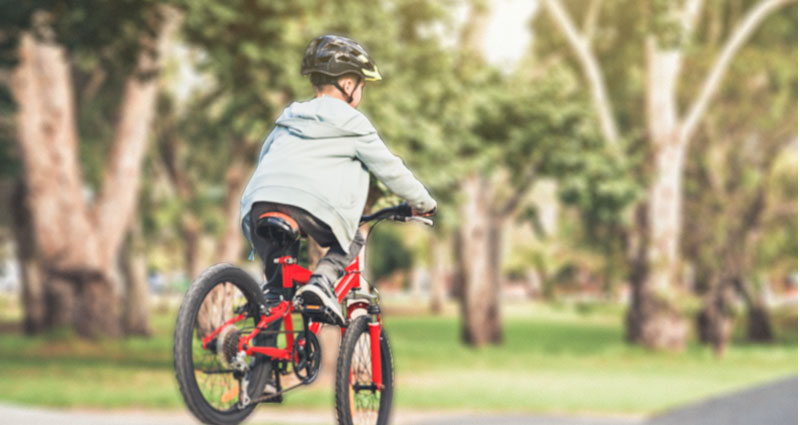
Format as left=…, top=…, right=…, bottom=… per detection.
left=301, top=34, right=382, bottom=82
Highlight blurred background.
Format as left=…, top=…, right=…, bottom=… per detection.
left=0, top=0, right=797, bottom=424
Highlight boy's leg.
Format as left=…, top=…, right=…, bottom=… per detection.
left=248, top=202, right=292, bottom=393
left=281, top=207, right=363, bottom=324
left=248, top=201, right=360, bottom=324
left=312, top=230, right=365, bottom=284
left=250, top=202, right=288, bottom=292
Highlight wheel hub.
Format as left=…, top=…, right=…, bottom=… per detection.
left=216, top=325, right=241, bottom=368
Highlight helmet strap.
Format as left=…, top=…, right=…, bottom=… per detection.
left=333, top=76, right=361, bottom=104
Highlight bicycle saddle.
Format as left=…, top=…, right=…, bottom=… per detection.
left=256, top=212, right=301, bottom=246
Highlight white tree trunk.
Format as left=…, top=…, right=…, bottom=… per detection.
left=542, top=0, right=620, bottom=148
left=429, top=234, right=450, bottom=314
left=456, top=174, right=502, bottom=346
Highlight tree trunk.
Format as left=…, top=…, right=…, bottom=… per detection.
left=623, top=38, right=689, bottom=351
left=456, top=174, right=502, bottom=346
left=696, top=278, right=734, bottom=356
left=11, top=31, right=107, bottom=335
left=429, top=234, right=450, bottom=314
left=76, top=272, right=120, bottom=337
left=731, top=277, right=774, bottom=342
left=120, top=227, right=152, bottom=336
left=217, top=155, right=249, bottom=263
left=746, top=304, right=774, bottom=342
left=11, top=181, right=46, bottom=333
left=195, top=282, right=236, bottom=338
left=44, top=276, right=78, bottom=329
left=625, top=203, right=687, bottom=350
left=10, top=9, right=179, bottom=338
left=182, top=214, right=204, bottom=280
left=410, top=266, right=425, bottom=300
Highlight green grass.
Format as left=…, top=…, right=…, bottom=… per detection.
left=386, top=303, right=797, bottom=414
left=0, top=299, right=795, bottom=415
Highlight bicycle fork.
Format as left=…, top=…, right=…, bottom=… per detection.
left=367, top=305, right=383, bottom=389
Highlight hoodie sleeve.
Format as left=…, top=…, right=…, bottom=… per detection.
left=355, top=131, right=437, bottom=213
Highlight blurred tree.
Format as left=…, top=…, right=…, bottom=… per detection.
left=1, top=2, right=179, bottom=337
left=166, top=0, right=307, bottom=273
left=537, top=0, right=796, bottom=350
left=683, top=6, right=797, bottom=354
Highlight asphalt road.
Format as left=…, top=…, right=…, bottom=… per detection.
left=0, top=374, right=795, bottom=425
left=646, top=374, right=797, bottom=425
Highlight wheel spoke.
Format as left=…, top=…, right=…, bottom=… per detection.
left=190, top=281, right=257, bottom=412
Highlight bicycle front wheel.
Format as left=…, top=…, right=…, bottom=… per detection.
left=173, top=264, right=272, bottom=425
left=335, top=315, right=394, bottom=425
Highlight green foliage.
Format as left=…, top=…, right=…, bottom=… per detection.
left=0, top=0, right=177, bottom=189
left=366, top=224, right=413, bottom=282
left=0, top=1, right=171, bottom=79
left=681, top=4, right=797, bottom=292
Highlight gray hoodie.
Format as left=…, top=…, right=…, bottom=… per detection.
left=240, top=95, right=436, bottom=251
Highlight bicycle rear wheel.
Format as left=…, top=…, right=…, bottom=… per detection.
left=335, top=315, right=394, bottom=425
left=174, top=264, right=272, bottom=425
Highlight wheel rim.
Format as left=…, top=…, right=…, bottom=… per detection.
left=349, top=331, right=382, bottom=424
left=189, top=281, right=259, bottom=412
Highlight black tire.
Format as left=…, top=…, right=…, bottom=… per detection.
left=335, top=315, right=394, bottom=425
left=174, top=264, right=272, bottom=425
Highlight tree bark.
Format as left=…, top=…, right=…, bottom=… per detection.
left=216, top=146, right=251, bottom=263
left=456, top=174, right=502, bottom=346
left=182, top=214, right=204, bottom=280
left=120, top=227, right=152, bottom=336
left=625, top=203, right=688, bottom=350
left=731, top=277, right=774, bottom=342
left=12, top=30, right=103, bottom=334
left=429, top=234, right=450, bottom=315
left=10, top=8, right=179, bottom=337
left=696, top=277, right=734, bottom=356
left=11, top=181, right=46, bottom=333
left=542, top=0, right=620, bottom=149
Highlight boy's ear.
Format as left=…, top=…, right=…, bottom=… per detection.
left=339, top=75, right=358, bottom=90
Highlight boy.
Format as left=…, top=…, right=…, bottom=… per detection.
left=240, top=35, right=436, bottom=326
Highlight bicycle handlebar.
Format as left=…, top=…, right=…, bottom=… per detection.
left=360, top=203, right=433, bottom=226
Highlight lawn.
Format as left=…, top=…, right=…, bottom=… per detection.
left=0, top=297, right=795, bottom=416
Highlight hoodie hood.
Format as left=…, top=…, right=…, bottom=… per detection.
left=275, top=95, right=376, bottom=139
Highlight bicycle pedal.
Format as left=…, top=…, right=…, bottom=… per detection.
left=301, top=305, right=344, bottom=326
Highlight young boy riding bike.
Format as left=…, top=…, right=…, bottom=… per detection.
left=240, top=35, right=437, bottom=327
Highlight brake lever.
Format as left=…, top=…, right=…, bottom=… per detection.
left=404, top=216, right=434, bottom=227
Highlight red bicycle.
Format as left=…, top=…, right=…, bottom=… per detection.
left=174, top=204, right=432, bottom=425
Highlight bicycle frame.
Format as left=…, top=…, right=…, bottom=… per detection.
left=200, top=254, right=384, bottom=389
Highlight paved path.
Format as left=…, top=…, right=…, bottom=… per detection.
left=406, top=413, right=642, bottom=425
left=647, top=375, right=797, bottom=425
left=0, top=404, right=644, bottom=425
left=0, top=375, right=794, bottom=425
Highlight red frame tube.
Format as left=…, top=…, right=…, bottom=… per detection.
left=204, top=254, right=381, bottom=369
left=202, top=313, right=244, bottom=349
